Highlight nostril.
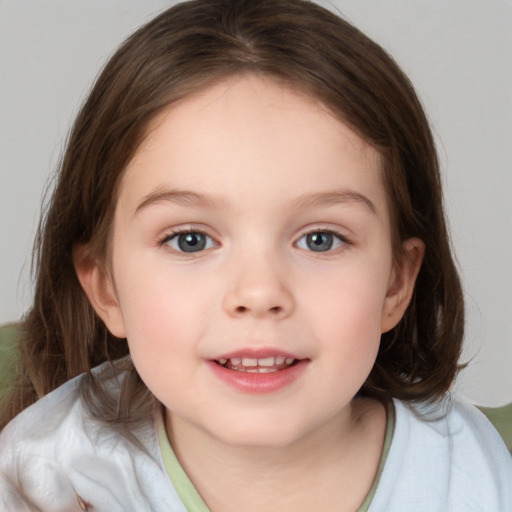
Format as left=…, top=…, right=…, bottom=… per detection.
left=235, top=305, right=283, bottom=315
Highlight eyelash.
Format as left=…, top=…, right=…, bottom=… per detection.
left=157, top=227, right=352, bottom=254
left=158, top=228, right=217, bottom=253
left=295, top=228, right=351, bottom=253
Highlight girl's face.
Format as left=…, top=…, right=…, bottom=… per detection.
left=79, top=75, right=421, bottom=449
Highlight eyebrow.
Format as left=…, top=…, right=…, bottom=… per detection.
left=135, top=188, right=224, bottom=214
left=134, top=187, right=377, bottom=215
left=289, top=189, right=377, bottom=214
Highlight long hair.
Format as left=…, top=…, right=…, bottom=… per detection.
left=1, top=0, right=464, bottom=428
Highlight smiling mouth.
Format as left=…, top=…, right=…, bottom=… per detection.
left=215, top=356, right=299, bottom=373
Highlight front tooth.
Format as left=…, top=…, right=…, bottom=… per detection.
left=242, top=357, right=258, bottom=367
left=230, top=358, right=242, bottom=365
left=258, top=357, right=275, bottom=367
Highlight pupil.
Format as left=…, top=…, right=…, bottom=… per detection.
left=307, top=232, right=332, bottom=252
left=178, top=233, right=206, bottom=252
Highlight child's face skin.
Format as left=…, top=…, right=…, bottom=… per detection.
left=78, top=75, right=422, bottom=450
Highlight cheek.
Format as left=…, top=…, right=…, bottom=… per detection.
left=309, top=292, right=383, bottom=399
left=300, top=260, right=390, bottom=362
left=113, top=256, right=219, bottom=362
left=304, top=256, right=391, bottom=323
left=115, top=270, right=206, bottom=402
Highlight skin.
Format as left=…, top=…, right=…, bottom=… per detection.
left=76, top=75, right=423, bottom=511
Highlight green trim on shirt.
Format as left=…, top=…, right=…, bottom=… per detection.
left=157, top=400, right=395, bottom=512
left=157, top=406, right=211, bottom=512
left=356, top=399, right=395, bottom=512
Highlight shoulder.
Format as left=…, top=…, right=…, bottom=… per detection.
left=0, top=360, right=184, bottom=511
left=369, top=395, right=512, bottom=512
left=0, top=365, right=87, bottom=459
left=0, top=360, right=121, bottom=453
left=0, top=368, right=89, bottom=509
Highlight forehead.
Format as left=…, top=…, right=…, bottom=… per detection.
left=118, top=75, right=386, bottom=217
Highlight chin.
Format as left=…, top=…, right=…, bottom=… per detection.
left=208, top=417, right=313, bottom=450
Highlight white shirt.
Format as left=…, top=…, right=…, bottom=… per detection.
left=368, top=399, right=512, bottom=511
left=0, top=362, right=510, bottom=511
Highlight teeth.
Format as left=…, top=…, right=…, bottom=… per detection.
left=241, top=357, right=295, bottom=367
left=217, top=356, right=297, bottom=369
left=241, top=367, right=279, bottom=373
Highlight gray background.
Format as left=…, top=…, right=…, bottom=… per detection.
left=1, top=1, right=511, bottom=406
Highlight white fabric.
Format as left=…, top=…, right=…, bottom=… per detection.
left=0, top=365, right=186, bottom=512
left=0, top=363, right=511, bottom=511
left=368, top=399, right=512, bottom=511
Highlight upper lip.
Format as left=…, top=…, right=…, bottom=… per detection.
left=210, top=348, right=303, bottom=361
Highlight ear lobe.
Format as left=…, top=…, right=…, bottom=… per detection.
left=73, top=245, right=127, bottom=339
left=381, top=238, right=425, bottom=333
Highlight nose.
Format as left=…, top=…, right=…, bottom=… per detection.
left=223, top=254, right=295, bottom=320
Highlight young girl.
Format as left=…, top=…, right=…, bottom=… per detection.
left=1, top=0, right=510, bottom=510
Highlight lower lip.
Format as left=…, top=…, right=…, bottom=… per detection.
left=207, top=360, right=308, bottom=394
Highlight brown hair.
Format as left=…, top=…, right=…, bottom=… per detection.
left=1, top=0, right=464, bottom=428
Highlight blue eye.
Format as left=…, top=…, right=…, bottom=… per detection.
left=164, top=232, right=216, bottom=253
left=296, top=231, right=345, bottom=252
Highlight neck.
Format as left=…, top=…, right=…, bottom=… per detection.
left=166, top=398, right=387, bottom=512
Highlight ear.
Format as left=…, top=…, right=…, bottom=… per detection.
left=381, top=238, right=425, bottom=333
left=73, top=245, right=127, bottom=339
